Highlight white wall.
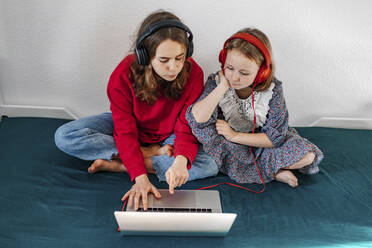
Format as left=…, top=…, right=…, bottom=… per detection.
left=1, top=0, right=372, bottom=127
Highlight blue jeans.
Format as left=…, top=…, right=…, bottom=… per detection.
left=55, top=113, right=219, bottom=181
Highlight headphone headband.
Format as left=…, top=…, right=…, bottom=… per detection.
left=219, top=32, right=272, bottom=84
left=135, top=19, right=194, bottom=65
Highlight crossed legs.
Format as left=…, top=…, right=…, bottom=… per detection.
left=87, top=144, right=173, bottom=174
left=274, top=152, right=316, bottom=188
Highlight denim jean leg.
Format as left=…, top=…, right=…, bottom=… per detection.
left=187, top=144, right=219, bottom=181
left=151, top=134, right=218, bottom=181
left=151, top=134, right=176, bottom=181
left=54, top=112, right=118, bottom=161
left=152, top=154, right=174, bottom=181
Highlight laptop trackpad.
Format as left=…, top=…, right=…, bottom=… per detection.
left=152, top=190, right=195, bottom=208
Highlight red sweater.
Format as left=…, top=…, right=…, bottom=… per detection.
left=107, top=54, right=204, bottom=181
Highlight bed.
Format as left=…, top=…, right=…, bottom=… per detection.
left=1, top=116, right=372, bottom=247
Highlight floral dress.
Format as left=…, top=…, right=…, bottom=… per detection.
left=186, top=73, right=324, bottom=183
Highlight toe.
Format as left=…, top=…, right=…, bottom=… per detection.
left=88, top=160, right=102, bottom=174
left=88, top=165, right=97, bottom=174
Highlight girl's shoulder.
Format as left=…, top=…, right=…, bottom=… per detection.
left=107, top=54, right=136, bottom=92
left=186, top=57, right=204, bottom=88
left=200, top=72, right=219, bottom=92
left=188, top=57, right=203, bottom=75
left=110, top=54, right=135, bottom=80
left=206, top=72, right=219, bottom=86
left=271, top=77, right=284, bottom=96
left=272, top=77, right=282, bottom=87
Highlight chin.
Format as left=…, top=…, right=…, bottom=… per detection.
left=231, top=85, right=242, bottom=90
left=164, top=78, right=176, bottom=82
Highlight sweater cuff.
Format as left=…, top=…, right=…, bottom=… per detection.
left=174, top=144, right=198, bottom=170
left=130, top=169, right=148, bottom=182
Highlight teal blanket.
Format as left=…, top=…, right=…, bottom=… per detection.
left=1, top=117, right=372, bottom=247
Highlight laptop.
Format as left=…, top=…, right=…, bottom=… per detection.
left=114, top=189, right=237, bottom=236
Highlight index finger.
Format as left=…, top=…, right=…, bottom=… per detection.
left=165, top=170, right=170, bottom=185
left=168, top=175, right=175, bottom=194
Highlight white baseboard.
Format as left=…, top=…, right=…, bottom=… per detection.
left=1, top=105, right=371, bottom=130
left=309, top=117, right=372, bottom=130
left=0, top=104, right=77, bottom=120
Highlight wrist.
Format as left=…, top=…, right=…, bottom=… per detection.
left=135, top=173, right=149, bottom=183
left=217, top=81, right=229, bottom=94
left=174, top=155, right=188, bottom=167
left=230, top=131, right=239, bottom=143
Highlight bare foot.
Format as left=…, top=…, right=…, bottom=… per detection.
left=275, top=170, right=299, bottom=187
left=144, top=157, right=156, bottom=174
left=142, top=144, right=174, bottom=174
left=141, top=144, right=161, bottom=158
left=88, top=159, right=126, bottom=174
left=141, top=144, right=174, bottom=158
left=157, top=144, right=174, bottom=157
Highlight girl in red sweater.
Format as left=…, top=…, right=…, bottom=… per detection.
left=55, top=10, right=218, bottom=210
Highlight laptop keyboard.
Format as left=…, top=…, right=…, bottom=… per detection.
left=136, top=207, right=212, bottom=213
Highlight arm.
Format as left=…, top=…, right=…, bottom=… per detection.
left=167, top=60, right=205, bottom=193
left=191, top=71, right=229, bottom=123
left=215, top=119, right=274, bottom=148
left=260, top=80, right=289, bottom=148
left=107, top=76, right=147, bottom=181
left=185, top=73, right=230, bottom=164
left=165, top=155, right=188, bottom=194
left=107, top=69, right=160, bottom=210
left=215, top=80, right=288, bottom=148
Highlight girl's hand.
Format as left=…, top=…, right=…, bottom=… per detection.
left=218, top=71, right=230, bottom=91
left=165, top=155, right=189, bottom=194
left=121, top=174, right=161, bottom=211
left=216, top=119, right=238, bottom=142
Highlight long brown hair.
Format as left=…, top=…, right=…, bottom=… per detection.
left=225, top=27, right=275, bottom=92
left=130, top=10, right=191, bottom=104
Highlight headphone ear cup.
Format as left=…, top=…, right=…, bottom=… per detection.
left=186, top=41, right=194, bottom=58
left=134, top=47, right=149, bottom=66
left=219, top=49, right=226, bottom=69
left=254, top=65, right=271, bottom=83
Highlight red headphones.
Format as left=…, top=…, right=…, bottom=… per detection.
left=219, top=32, right=272, bottom=84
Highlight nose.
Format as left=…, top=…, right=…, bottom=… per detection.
left=232, top=71, right=240, bottom=81
left=167, top=60, right=177, bottom=71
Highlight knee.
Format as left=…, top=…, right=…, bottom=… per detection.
left=304, top=152, right=316, bottom=165
left=205, top=159, right=219, bottom=177
left=54, top=124, right=71, bottom=152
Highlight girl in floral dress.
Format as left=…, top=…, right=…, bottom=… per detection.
left=186, top=27, right=323, bottom=187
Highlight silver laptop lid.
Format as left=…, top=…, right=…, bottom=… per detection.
left=116, top=190, right=237, bottom=236
left=114, top=211, right=237, bottom=236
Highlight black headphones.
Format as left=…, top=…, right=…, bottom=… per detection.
left=134, top=19, right=194, bottom=66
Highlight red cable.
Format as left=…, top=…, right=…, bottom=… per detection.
left=117, top=198, right=128, bottom=231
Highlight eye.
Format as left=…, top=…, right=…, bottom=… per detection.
left=226, top=66, right=234, bottom=71
left=240, top=72, right=249, bottom=76
left=159, top=59, right=169, bottom=63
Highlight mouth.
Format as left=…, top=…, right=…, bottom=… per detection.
left=166, top=74, right=177, bottom=80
